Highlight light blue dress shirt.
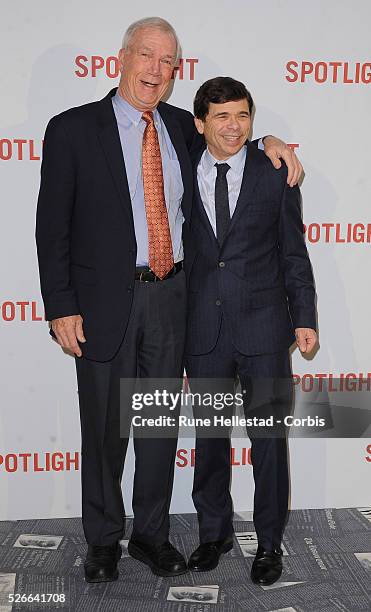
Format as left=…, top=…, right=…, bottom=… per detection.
left=112, top=92, right=184, bottom=265
left=197, top=145, right=247, bottom=235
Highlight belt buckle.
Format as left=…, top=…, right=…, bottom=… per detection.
left=139, top=271, right=149, bottom=283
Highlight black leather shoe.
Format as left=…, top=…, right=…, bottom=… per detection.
left=188, top=538, right=233, bottom=572
left=250, top=546, right=283, bottom=586
left=84, top=542, right=122, bottom=583
left=128, top=539, right=187, bottom=577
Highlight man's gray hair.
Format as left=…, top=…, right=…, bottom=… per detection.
left=121, top=17, right=181, bottom=60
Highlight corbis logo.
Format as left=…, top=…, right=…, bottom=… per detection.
left=303, top=223, right=371, bottom=244
left=286, top=61, right=371, bottom=84
left=1, top=301, right=45, bottom=322
left=75, top=55, right=199, bottom=80
left=0, top=139, right=42, bottom=161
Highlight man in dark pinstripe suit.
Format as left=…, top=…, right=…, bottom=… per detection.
left=184, top=77, right=317, bottom=585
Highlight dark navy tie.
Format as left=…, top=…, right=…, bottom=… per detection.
left=215, top=163, right=230, bottom=246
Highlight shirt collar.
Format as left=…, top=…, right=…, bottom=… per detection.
left=113, top=91, right=161, bottom=130
left=203, top=144, right=247, bottom=176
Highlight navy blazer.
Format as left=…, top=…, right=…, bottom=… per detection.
left=36, top=88, right=197, bottom=361
left=185, top=142, right=317, bottom=356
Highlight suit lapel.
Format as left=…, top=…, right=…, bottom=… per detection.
left=96, top=89, right=134, bottom=222
left=192, top=147, right=220, bottom=247
left=226, top=142, right=265, bottom=237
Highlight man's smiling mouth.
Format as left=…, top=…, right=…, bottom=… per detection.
left=140, top=80, right=159, bottom=88
left=222, top=135, right=241, bottom=141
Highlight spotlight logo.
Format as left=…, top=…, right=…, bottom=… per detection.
left=0, top=139, right=42, bottom=161
left=0, top=452, right=79, bottom=473
left=286, top=61, right=371, bottom=84
left=293, top=372, right=371, bottom=392
left=1, top=301, right=45, bottom=322
left=75, top=55, right=199, bottom=80
left=176, top=447, right=252, bottom=467
left=303, top=223, right=371, bottom=244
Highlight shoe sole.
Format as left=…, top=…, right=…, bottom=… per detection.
left=251, top=567, right=283, bottom=586
left=85, top=570, right=119, bottom=584
left=189, top=541, right=234, bottom=572
left=128, top=543, right=188, bottom=577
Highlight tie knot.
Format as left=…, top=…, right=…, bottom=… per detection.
left=215, top=162, right=230, bottom=177
left=142, top=111, right=154, bottom=125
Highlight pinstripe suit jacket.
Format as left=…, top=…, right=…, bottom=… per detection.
left=184, top=142, right=316, bottom=356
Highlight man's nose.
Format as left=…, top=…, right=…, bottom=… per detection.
left=226, top=116, right=239, bottom=129
left=148, top=57, right=161, bottom=75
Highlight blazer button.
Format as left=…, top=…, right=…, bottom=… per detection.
left=219, top=261, right=225, bottom=268
left=127, top=285, right=133, bottom=292
left=215, top=299, right=222, bottom=306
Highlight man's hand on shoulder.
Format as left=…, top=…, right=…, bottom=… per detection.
left=295, top=328, right=317, bottom=355
left=262, top=135, right=303, bottom=187
left=51, top=315, right=86, bottom=358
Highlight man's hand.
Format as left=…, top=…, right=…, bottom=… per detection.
left=263, top=136, right=303, bottom=187
left=295, top=328, right=317, bottom=354
left=51, top=315, right=86, bottom=357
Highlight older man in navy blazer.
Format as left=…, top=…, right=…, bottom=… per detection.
left=185, top=77, right=317, bottom=585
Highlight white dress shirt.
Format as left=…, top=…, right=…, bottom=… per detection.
left=197, top=145, right=247, bottom=235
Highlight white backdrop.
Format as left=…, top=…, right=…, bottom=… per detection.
left=1, top=0, right=370, bottom=521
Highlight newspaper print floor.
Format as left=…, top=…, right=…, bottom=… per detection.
left=0, top=508, right=371, bottom=611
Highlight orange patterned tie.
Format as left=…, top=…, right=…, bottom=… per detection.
left=142, top=111, right=174, bottom=279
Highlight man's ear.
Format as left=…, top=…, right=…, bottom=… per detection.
left=194, top=117, right=205, bottom=135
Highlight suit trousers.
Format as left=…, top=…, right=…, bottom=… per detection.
left=185, top=316, right=292, bottom=550
left=75, top=270, right=186, bottom=546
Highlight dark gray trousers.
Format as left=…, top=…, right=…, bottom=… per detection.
left=185, top=317, right=292, bottom=550
left=75, top=271, right=186, bottom=546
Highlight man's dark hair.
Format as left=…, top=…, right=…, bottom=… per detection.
left=194, top=76, right=254, bottom=120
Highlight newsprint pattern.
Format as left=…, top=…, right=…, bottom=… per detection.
left=0, top=508, right=370, bottom=611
